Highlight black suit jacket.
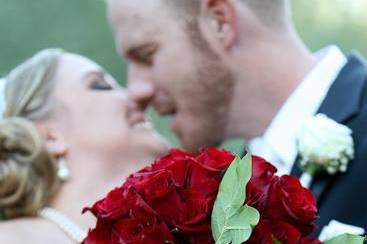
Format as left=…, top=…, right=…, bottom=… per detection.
left=291, top=53, right=367, bottom=233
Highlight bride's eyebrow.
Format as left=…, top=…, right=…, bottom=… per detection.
left=83, top=69, right=106, bottom=81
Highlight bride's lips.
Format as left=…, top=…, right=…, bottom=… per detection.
left=132, top=120, right=154, bottom=130
left=128, top=108, right=152, bottom=130
left=130, top=112, right=155, bottom=131
left=126, top=102, right=146, bottom=126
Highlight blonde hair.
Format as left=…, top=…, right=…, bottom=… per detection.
left=0, top=49, right=63, bottom=219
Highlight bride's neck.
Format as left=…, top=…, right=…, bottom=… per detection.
left=49, top=153, right=152, bottom=230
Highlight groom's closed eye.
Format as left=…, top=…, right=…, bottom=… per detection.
left=126, top=43, right=158, bottom=66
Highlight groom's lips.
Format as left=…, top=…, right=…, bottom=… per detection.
left=153, top=93, right=176, bottom=115
left=155, top=103, right=177, bottom=116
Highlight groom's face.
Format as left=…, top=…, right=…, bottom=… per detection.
left=108, top=0, right=234, bottom=152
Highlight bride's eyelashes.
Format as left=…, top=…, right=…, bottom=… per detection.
left=88, top=78, right=113, bottom=90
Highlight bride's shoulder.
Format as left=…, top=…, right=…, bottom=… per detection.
left=0, top=218, right=73, bottom=244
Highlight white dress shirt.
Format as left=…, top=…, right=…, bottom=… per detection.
left=248, top=46, right=347, bottom=175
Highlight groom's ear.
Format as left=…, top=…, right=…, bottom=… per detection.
left=199, top=0, right=237, bottom=50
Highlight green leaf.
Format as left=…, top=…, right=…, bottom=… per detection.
left=273, top=238, right=282, bottom=244
left=324, top=234, right=366, bottom=244
left=211, top=153, right=260, bottom=244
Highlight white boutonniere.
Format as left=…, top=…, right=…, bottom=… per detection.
left=296, top=114, right=354, bottom=188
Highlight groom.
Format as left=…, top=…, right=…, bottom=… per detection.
left=107, top=0, right=367, bottom=236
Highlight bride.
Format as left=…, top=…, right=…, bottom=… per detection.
left=0, top=49, right=169, bottom=243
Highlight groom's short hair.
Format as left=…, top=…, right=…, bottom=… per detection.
left=167, top=0, right=289, bottom=29
left=242, top=0, right=289, bottom=28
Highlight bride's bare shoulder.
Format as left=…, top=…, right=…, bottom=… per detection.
left=0, top=218, right=73, bottom=244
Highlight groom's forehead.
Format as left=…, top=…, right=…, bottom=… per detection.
left=108, top=0, right=173, bottom=35
left=108, top=0, right=182, bottom=52
left=108, top=0, right=170, bottom=24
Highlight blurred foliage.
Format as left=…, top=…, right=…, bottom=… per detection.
left=0, top=0, right=366, bottom=153
left=0, top=0, right=125, bottom=79
left=293, top=0, right=367, bottom=55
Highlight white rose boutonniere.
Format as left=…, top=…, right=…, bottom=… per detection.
left=296, top=114, right=354, bottom=188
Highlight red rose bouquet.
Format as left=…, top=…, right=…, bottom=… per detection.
left=82, top=148, right=324, bottom=244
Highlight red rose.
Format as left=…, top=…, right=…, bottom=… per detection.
left=83, top=221, right=112, bottom=244
left=111, top=211, right=174, bottom=244
left=133, top=170, right=177, bottom=201
left=83, top=187, right=127, bottom=220
left=84, top=188, right=175, bottom=244
left=270, top=221, right=302, bottom=244
left=132, top=170, right=185, bottom=226
left=300, top=237, right=322, bottom=244
left=246, top=156, right=318, bottom=243
left=265, top=175, right=318, bottom=235
left=84, top=149, right=320, bottom=244
left=246, top=156, right=277, bottom=210
left=153, top=149, right=193, bottom=170
left=248, top=220, right=314, bottom=244
left=195, top=148, right=235, bottom=171
left=174, top=190, right=213, bottom=232
left=186, top=233, right=214, bottom=244
left=188, top=148, right=234, bottom=197
left=151, top=149, right=193, bottom=186
left=246, top=220, right=274, bottom=244
left=188, top=160, right=222, bottom=197
left=251, top=156, right=277, bottom=180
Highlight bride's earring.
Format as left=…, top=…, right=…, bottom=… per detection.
left=57, top=157, right=70, bottom=181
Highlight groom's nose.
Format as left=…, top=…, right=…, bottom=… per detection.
left=127, top=79, right=155, bottom=108
left=127, top=78, right=155, bottom=125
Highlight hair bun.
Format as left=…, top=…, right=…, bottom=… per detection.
left=0, top=117, right=42, bottom=161
left=0, top=117, right=59, bottom=219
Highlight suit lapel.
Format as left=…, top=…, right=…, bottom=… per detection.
left=317, top=53, right=367, bottom=123
left=291, top=54, right=367, bottom=197
left=308, top=54, right=367, bottom=200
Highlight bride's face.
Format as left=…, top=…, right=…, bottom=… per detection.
left=50, top=53, right=169, bottom=162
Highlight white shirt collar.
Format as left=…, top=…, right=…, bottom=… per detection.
left=248, top=45, right=347, bottom=175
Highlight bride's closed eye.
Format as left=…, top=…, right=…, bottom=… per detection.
left=86, top=71, right=113, bottom=90
left=89, top=78, right=113, bottom=90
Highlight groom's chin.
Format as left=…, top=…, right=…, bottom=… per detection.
left=180, top=134, right=222, bottom=154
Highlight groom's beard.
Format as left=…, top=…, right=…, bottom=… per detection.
left=174, top=68, right=235, bottom=153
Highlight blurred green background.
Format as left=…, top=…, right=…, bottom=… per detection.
left=1, top=0, right=366, bottom=153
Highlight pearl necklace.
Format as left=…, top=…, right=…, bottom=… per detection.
left=38, top=207, right=87, bottom=243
